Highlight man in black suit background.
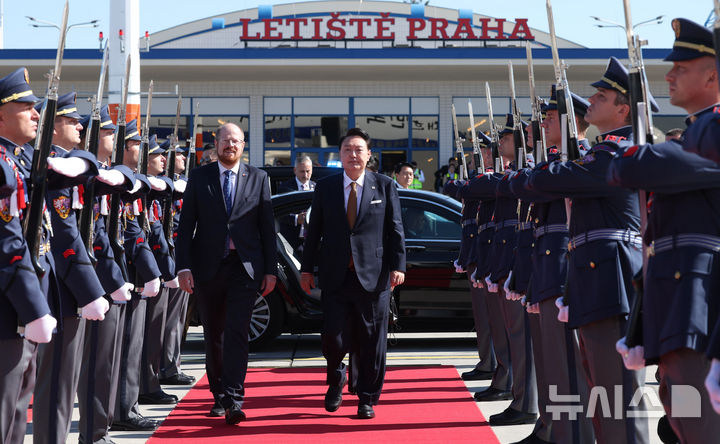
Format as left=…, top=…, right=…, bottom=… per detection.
left=277, top=155, right=316, bottom=193
left=176, top=123, right=277, bottom=425
left=278, top=156, right=316, bottom=259
left=301, top=128, right=405, bottom=419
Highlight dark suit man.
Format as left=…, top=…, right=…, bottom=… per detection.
left=301, top=128, right=405, bottom=420
left=277, top=155, right=316, bottom=194
left=278, top=156, right=316, bottom=258
left=177, top=123, right=277, bottom=425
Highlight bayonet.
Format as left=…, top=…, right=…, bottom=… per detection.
left=526, top=42, right=546, bottom=164
left=546, top=0, right=579, bottom=161
left=24, top=0, right=70, bottom=276
left=138, top=80, right=153, bottom=234
left=163, top=91, right=182, bottom=246
left=186, top=102, right=200, bottom=172
left=508, top=61, right=528, bottom=169
left=467, top=100, right=485, bottom=173
left=451, top=103, right=468, bottom=181
left=485, top=81, right=504, bottom=171
left=78, top=42, right=110, bottom=265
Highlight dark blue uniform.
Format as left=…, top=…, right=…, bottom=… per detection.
left=528, top=127, right=648, bottom=444
left=0, top=137, right=50, bottom=444
left=455, top=181, right=496, bottom=379
left=608, top=103, right=720, bottom=442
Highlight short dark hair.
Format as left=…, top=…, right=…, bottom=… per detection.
left=398, top=162, right=414, bottom=172
left=366, top=155, right=379, bottom=172
left=612, top=90, right=632, bottom=125
left=338, top=127, right=371, bottom=150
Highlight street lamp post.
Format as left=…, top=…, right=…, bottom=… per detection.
left=591, top=15, right=665, bottom=31
left=26, top=16, right=99, bottom=33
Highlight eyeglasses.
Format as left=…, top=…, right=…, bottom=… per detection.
left=220, top=139, right=245, bottom=146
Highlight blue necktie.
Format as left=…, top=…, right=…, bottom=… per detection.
left=223, top=170, right=233, bottom=213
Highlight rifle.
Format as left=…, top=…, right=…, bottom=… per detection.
left=485, top=82, right=504, bottom=171
left=107, top=55, right=132, bottom=282
left=622, top=0, right=656, bottom=348
left=546, top=0, right=580, bottom=162
left=467, top=100, right=485, bottom=173
left=508, top=61, right=528, bottom=169
left=450, top=104, right=468, bottom=181
left=23, top=1, right=70, bottom=277
left=78, top=42, right=110, bottom=265
left=526, top=42, right=547, bottom=164
left=186, top=102, right=199, bottom=173
left=163, top=93, right=182, bottom=247
left=138, top=80, right=154, bottom=235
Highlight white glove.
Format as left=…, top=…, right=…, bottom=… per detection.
left=164, top=277, right=180, bottom=288
left=470, top=269, right=483, bottom=288
left=615, top=337, right=646, bottom=370
left=110, top=282, right=133, bottom=302
left=142, top=277, right=161, bottom=297
left=47, top=156, right=89, bottom=178
left=485, top=276, right=498, bottom=293
left=503, top=272, right=512, bottom=298
left=173, top=179, right=187, bottom=193
left=555, top=297, right=569, bottom=323
left=128, top=179, right=143, bottom=194
left=96, top=168, right=126, bottom=186
left=148, top=176, right=167, bottom=191
left=81, top=297, right=110, bottom=321
left=705, top=359, right=720, bottom=415
left=453, top=259, right=465, bottom=274
left=24, top=314, right=57, bottom=343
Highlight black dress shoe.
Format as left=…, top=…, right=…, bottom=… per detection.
left=473, top=387, right=513, bottom=402
left=209, top=401, right=225, bottom=417
left=225, top=406, right=246, bottom=425
left=110, top=416, right=159, bottom=431
left=489, top=407, right=537, bottom=426
left=324, top=384, right=343, bottom=412
left=160, top=372, right=196, bottom=385
left=138, top=390, right=178, bottom=405
left=461, top=368, right=495, bottom=381
left=357, top=404, right=375, bottom=419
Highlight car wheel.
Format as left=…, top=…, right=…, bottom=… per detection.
left=249, top=292, right=285, bottom=348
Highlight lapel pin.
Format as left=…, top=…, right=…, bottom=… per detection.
left=371, top=186, right=376, bottom=190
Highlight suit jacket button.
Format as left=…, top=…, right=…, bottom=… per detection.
left=674, top=271, right=681, bottom=280
left=488, top=239, right=491, bottom=244
left=545, top=249, right=551, bottom=255
left=589, top=261, right=596, bottom=269
left=502, top=239, right=506, bottom=244
left=469, top=233, right=474, bottom=238
left=531, top=243, right=535, bottom=247
left=534, top=218, right=539, bottom=224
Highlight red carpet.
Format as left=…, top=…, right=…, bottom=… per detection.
left=149, top=365, right=500, bottom=443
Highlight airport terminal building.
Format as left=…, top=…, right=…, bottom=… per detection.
left=4, top=1, right=685, bottom=185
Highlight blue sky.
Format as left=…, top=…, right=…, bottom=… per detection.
left=3, top=0, right=712, bottom=49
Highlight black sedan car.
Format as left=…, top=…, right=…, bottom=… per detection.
left=247, top=188, right=473, bottom=347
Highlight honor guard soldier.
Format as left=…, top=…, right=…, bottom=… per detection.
left=138, top=136, right=179, bottom=405
left=609, top=18, right=720, bottom=443
left=466, top=167, right=514, bottom=404
left=76, top=105, right=136, bottom=444
left=455, top=147, right=498, bottom=382
left=112, top=119, right=163, bottom=432
left=0, top=67, right=56, bottom=444
left=527, top=58, right=657, bottom=443
left=29, top=92, right=110, bottom=444
left=470, top=114, right=539, bottom=427
left=159, top=142, right=195, bottom=386
left=510, top=87, right=595, bottom=444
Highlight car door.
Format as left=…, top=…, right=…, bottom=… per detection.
left=396, top=195, right=472, bottom=325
